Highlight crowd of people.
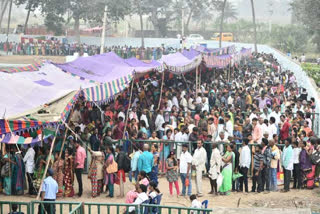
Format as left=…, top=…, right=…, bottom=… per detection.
left=1, top=51, right=320, bottom=213
left=0, top=41, right=172, bottom=60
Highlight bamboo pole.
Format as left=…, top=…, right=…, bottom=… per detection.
left=198, top=66, right=201, bottom=93
left=122, top=73, right=135, bottom=139
left=157, top=71, right=165, bottom=110
left=36, top=125, right=60, bottom=200
left=195, top=66, right=198, bottom=95
left=58, top=129, right=68, bottom=160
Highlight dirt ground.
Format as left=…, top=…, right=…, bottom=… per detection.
left=1, top=175, right=320, bottom=213
left=0, top=55, right=66, bottom=64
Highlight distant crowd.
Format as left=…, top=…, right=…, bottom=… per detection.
left=1, top=51, right=320, bottom=214
left=0, top=41, right=174, bottom=60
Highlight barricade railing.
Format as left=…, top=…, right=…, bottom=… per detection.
left=141, top=204, right=213, bottom=214
left=0, top=201, right=30, bottom=214
left=30, top=201, right=82, bottom=214
left=0, top=201, right=212, bottom=214
left=84, top=202, right=138, bottom=214
left=111, top=139, right=285, bottom=176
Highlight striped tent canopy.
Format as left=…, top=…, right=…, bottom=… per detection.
left=0, top=131, right=54, bottom=145
left=0, top=62, right=42, bottom=73
left=0, top=119, right=55, bottom=135
left=83, top=74, right=133, bottom=102
left=204, top=54, right=232, bottom=68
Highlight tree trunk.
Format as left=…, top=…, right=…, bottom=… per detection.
left=150, top=9, right=159, bottom=38
left=0, top=0, right=9, bottom=32
left=185, top=7, right=193, bottom=36
left=138, top=0, right=144, bottom=47
left=250, top=0, right=258, bottom=52
left=24, top=4, right=32, bottom=34
left=74, top=15, right=80, bottom=44
left=219, top=0, right=227, bottom=48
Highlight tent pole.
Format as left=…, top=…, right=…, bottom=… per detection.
left=199, top=66, right=201, bottom=93
left=122, top=74, right=135, bottom=139
left=157, top=70, right=165, bottom=110
left=195, top=66, right=198, bottom=95
left=58, top=128, right=68, bottom=160
left=36, top=125, right=60, bottom=200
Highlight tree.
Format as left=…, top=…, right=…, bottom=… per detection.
left=0, top=0, right=10, bottom=31
left=291, top=0, right=320, bottom=51
left=250, top=0, right=257, bottom=52
left=39, top=0, right=131, bottom=41
left=14, top=0, right=41, bottom=34
left=140, top=0, right=176, bottom=37
left=219, top=0, right=227, bottom=48
left=221, top=2, right=238, bottom=23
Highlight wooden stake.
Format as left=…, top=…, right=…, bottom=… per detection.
left=122, top=74, right=135, bottom=139
left=199, top=66, right=201, bottom=93
left=195, top=66, right=198, bottom=95
left=157, top=71, right=165, bottom=110
left=36, top=125, right=60, bottom=200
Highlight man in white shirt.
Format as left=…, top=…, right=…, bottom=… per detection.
left=188, top=95, right=195, bottom=110
left=239, top=140, right=251, bottom=193
left=128, top=184, right=149, bottom=213
left=180, top=144, right=193, bottom=196
left=215, top=132, right=229, bottom=155
left=268, top=117, right=278, bottom=140
left=292, top=141, right=301, bottom=189
left=155, top=110, right=165, bottom=138
left=190, top=194, right=202, bottom=214
left=172, top=93, right=180, bottom=110
left=23, top=145, right=36, bottom=195
left=192, top=140, right=207, bottom=197
left=180, top=95, right=188, bottom=111
left=224, top=115, right=233, bottom=137
left=140, top=109, right=149, bottom=129
left=269, top=106, right=281, bottom=125
left=175, top=127, right=188, bottom=159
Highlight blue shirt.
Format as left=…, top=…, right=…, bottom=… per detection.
left=42, top=176, right=58, bottom=200
left=131, top=151, right=141, bottom=171
left=138, top=151, right=154, bottom=173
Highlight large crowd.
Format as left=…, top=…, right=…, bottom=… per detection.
left=1, top=51, right=320, bottom=213
left=0, top=42, right=172, bottom=60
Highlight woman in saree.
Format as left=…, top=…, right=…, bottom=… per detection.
left=12, top=147, right=25, bottom=195
left=33, top=148, right=46, bottom=191
left=104, top=146, right=116, bottom=198
left=299, top=141, right=313, bottom=188
left=63, top=148, right=75, bottom=197
left=52, top=152, right=64, bottom=197
left=88, top=147, right=105, bottom=198
left=219, top=144, right=235, bottom=195
left=2, top=146, right=15, bottom=195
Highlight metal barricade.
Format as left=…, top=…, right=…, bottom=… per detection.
left=0, top=201, right=30, bottom=214
left=30, top=201, right=82, bottom=214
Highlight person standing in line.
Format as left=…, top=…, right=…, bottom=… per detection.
left=252, top=145, right=264, bottom=193
left=269, top=139, right=280, bottom=192
left=39, top=168, right=58, bottom=214
left=165, top=151, right=180, bottom=196
left=23, top=145, right=36, bottom=195
left=281, top=138, right=294, bottom=192
left=292, top=141, right=302, bottom=189
left=239, top=140, right=251, bottom=193
left=150, top=144, right=159, bottom=185
left=129, top=145, right=141, bottom=184
left=74, top=141, right=87, bottom=197
left=208, top=143, right=221, bottom=195
left=179, top=144, right=193, bottom=196
left=261, top=138, right=272, bottom=192
left=138, top=144, right=154, bottom=177
left=115, top=145, right=126, bottom=197
left=192, top=140, right=207, bottom=197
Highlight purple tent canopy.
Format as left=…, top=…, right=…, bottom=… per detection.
left=54, top=52, right=160, bottom=83
left=182, top=49, right=201, bottom=60
left=124, top=57, right=161, bottom=67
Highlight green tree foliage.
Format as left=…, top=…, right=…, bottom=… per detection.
left=291, top=0, right=320, bottom=52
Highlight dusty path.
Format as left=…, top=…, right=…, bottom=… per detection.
left=1, top=175, right=319, bottom=213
